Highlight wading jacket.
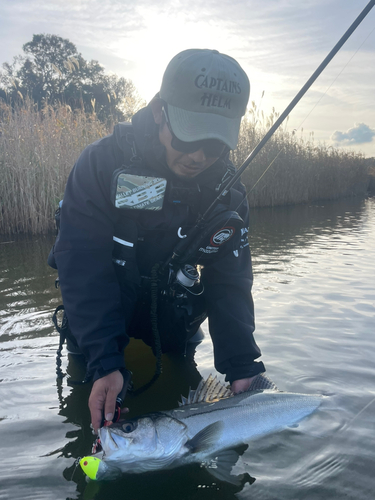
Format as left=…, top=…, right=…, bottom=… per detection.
left=50, top=104, right=264, bottom=383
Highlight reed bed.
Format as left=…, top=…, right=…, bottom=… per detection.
left=0, top=99, right=107, bottom=234
left=232, top=105, right=369, bottom=207
left=0, top=100, right=370, bottom=234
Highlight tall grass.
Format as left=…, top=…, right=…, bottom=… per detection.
left=0, top=99, right=107, bottom=234
left=0, top=100, right=370, bottom=234
left=232, top=104, right=369, bottom=207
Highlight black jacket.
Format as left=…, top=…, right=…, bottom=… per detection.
left=50, top=104, right=264, bottom=382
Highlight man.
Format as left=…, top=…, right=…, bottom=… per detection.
left=49, top=49, right=265, bottom=432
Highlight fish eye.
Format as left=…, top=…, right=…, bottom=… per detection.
left=122, top=421, right=137, bottom=433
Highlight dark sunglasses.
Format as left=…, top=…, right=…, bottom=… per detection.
left=162, top=106, right=229, bottom=158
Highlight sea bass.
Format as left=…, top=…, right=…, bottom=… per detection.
left=85, top=374, right=323, bottom=483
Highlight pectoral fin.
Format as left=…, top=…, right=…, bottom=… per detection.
left=186, top=421, right=223, bottom=453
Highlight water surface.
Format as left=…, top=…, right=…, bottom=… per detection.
left=0, top=197, right=374, bottom=500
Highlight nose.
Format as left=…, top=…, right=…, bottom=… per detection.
left=187, top=148, right=206, bottom=163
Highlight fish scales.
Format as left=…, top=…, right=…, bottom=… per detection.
left=167, top=392, right=321, bottom=454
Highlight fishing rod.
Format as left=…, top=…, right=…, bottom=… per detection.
left=165, top=0, right=375, bottom=267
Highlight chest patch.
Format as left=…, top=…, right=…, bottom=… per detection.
left=114, top=172, right=167, bottom=210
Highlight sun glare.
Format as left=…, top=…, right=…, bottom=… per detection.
left=116, top=6, right=247, bottom=103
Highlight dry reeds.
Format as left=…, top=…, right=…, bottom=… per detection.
left=0, top=100, right=370, bottom=234
left=0, top=99, right=108, bottom=234
left=232, top=104, right=369, bottom=207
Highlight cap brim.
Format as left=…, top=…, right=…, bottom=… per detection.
left=167, top=104, right=241, bottom=151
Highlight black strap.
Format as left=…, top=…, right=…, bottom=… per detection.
left=52, top=305, right=91, bottom=384
left=52, top=304, right=67, bottom=336
left=150, top=262, right=163, bottom=377
left=53, top=305, right=67, bottom=380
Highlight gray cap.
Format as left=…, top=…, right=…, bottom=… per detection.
left=159, top=49, right=250, bottom=150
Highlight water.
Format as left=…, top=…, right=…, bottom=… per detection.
left=0, top=197, right=374, bottom=500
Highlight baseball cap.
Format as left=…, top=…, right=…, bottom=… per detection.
left=159, top=49, right=250, bottom=150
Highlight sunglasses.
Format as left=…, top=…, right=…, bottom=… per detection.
left=162, top=106, right=229, bottom=158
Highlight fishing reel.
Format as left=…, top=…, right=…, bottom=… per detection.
left=166, top=263, right=204, bottom=299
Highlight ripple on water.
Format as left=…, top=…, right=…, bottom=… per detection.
left=1, top=200, right=375, bottom=500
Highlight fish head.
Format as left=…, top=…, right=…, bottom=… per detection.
left=99, top=417, right=159, bottom=460
left=98, top=414, right=189, bottom=469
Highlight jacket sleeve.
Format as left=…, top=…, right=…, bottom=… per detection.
left=201, top=183, right=265, bottom=383
left=53, top=138, right=137, bottom=381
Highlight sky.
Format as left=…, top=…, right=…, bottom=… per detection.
left=1, top=0, right=374, bottom=156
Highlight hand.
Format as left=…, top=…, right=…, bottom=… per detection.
left=231, top=376, right=257, bottom=394
left=89, top=370, right=125, bottom=433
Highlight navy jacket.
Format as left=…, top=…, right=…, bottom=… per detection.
left=50, top=104, right=264, bottom=382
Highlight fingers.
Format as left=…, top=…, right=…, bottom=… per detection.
left=89, top=370, right=124, bottom=432
left=103, top=383, right=119, bottom=423
left=231, top=376, right=256, bottom=394
left=89, top=385, right=106, bottom=432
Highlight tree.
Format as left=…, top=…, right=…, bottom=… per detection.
left=0, top=34, right=145, bottom=122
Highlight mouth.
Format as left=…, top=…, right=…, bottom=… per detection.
left=92, top=436, right=103, bottom=454
left=177, top=163, right=203, bottom=175
left=99, top=427, right=120, bottom=452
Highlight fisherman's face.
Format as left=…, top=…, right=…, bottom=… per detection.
left=151, top=100, right=225, bottom=179
left=158, top=121, right=220, bottom=179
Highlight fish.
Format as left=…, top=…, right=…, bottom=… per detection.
left=88, top=374, right=323, bottom=484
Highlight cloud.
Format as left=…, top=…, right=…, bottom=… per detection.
left=331, top=123, right=375, bottom=145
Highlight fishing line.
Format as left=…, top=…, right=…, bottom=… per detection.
left=188, top=6, right=375, bottom=271
left=347, top=395, right=375, bottom=427
left=294, top=24, right=375, bottom=133
left=232, top=25, right=375, bottom=216
left=236, top=149, right=283, bottom=198
left=71, top=457, right=82, bottom=481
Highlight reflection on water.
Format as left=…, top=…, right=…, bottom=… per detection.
left=250, top=198, right=367, bottom=250
left=249, top=197, right=369, bottom=279
left=0, top=198, right=374, bottom=500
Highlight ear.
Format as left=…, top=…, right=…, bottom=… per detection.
left=150, top=98, right=163, bottom=125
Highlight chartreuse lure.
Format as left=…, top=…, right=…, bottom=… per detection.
left=80, top=457, right=102, bottom=480
left=80, top=455, right=120, bottom=481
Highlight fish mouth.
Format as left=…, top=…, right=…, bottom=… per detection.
left=99, top=427, right=120, bottom=452
left=91, top=436, right=103, bottom=454
left=107, top=429, right=119, bottom=449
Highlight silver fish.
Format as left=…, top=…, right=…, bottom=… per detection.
left=94, top=374, right=323, bottom=484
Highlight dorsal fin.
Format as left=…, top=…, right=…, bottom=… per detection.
left=247, top=373, right=279, bottom=391
left=179, top=375, right=232, bottom=406
left=178, top=373, right=278, bottom=407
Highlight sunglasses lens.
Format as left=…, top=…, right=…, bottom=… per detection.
left=171, top=136, right=227, bottom=157
left=203, top=142, right=228, bottom=157
left=171, top=136, right=197, bottom=154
